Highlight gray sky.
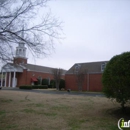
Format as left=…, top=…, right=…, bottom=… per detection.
left=28, top=0, right=130, bottom=70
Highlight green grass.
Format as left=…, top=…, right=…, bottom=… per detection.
left=0, top=99, right=13, bottom=103
left=35, top=103, right=44, bottom=107
left=22, top=108, right=36, bottom=113
left=44, top=112, right=57, bottom=117
left=5, top=124, right=18, bottom=129
left=0, top=110, right=6, bottom=115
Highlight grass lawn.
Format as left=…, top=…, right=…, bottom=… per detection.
left=0, top=90, right=129, bottom=130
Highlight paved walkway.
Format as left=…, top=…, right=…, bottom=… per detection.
left=1, top=87, right=105, bottom=97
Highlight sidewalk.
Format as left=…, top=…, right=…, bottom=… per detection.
left=1, top=87, right=104, bottom=97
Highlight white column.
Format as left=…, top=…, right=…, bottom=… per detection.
left=13, top=71, right=16, bottom=88
left=8, top=72, right=11, bottom=87
left=1, top=71, right=3, bottom=87
left=4, top=73, right=7, bottom=87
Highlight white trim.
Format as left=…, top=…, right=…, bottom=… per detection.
left=8, top=72, right=11, bottom=87
left=1, top=71, right=3, bottom=87
left=13, top=71, right=16, bottom=88
left=27, top=70, right=53, bottom=74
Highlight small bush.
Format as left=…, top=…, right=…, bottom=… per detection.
left=59, top=79, right=65, bottom=90
left=31, top=85, right=38, bottom=89
left=32, top=85, right=48, bottom=89
left=42, top=79, right=49, bottom=85
left=19, top=86, right=32, bottom=89
left=37, top=85, right=48, bottom=89
left=50, top=80, right=56, bottom=88
left=48, top=85, right=52, bottom=88
left=19, top=85, right=48, bottom=89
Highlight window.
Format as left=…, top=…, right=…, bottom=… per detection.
left=74, top=64, right=81, bottom=74
left=19, top=49, right=22, bottom=56
left=101, top=62, right=107, bottom=72
left=16, top=49, right=18, bottom=55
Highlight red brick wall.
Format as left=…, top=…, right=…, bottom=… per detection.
left=25, top=71, right=54, bottom=85
left=89, top=73, right=103, bottom=92
left=65, top=74, right=87, bottom=91
left=65, top=73, right=103, bottom=92
left=16, top=70, right=27, bottom=86
left=65, top=74, right=77, bottom=91
left=13, top=57, right=27, bottom=64
left=17, top=70, right=52, bottom=86
left=5, top=70, right=65, bottom=87
left=16, top=70, right=65, bottom=87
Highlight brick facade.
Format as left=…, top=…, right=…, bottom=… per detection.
left=5, top=69, right=65, bottom=87
left=14, top=57, right=27, bottom=64
left=3, top=57, right=65, bottom=87
left=65, top=73, right=103, bottom=92
left=16, top=70, right=54, bottom=87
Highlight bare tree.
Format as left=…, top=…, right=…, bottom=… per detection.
left=52, top=68, right=63, bottom=90
left=0, top=0, right=62, bottom=62
left=73, top=64, right=85, bottom=91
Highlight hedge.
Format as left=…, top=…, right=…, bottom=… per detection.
left=59, top=79, right=65, bottom=90
left=19, top=85, right=32, bottom=89
left=50, top=79, right=56, bottom=88
left=19, top=85, right=48, bottom=89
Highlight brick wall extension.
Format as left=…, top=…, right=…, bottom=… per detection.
left=16, top=70, right=55, bottom=87
left=65, top=73, right=103, bottom=92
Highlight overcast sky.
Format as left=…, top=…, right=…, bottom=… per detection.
left=28, top=0, right=130, bottom=70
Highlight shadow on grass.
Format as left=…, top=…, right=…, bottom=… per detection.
left=106, top=106, right=130, bottom=120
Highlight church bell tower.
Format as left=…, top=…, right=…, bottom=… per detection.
left=14, top=42, right=27, bottom=64
left=13, top=28, right=27, bottom=64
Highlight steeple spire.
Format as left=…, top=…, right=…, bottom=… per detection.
left=14, top=26, right=27, bottom=64
left=16, top=26, right=26, bottom=58
left=21, top=25, right=24, bottom=39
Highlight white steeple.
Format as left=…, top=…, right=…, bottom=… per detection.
left=16, top=43, right=26, bottom=58
left=15, top=27, right=27, bottom=58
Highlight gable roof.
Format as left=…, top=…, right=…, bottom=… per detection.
left=24, top=64, right=66, bottom=74
left=25, top=64, right=55, bottom=73
left=2, top=63, right=66, bottom=75
left=66, top=61, right=108, bottom=74
left=2, top=63, right=23, bottom=72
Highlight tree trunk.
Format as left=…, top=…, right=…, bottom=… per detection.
left=56, top=82, right=59, bottom=90
left=121, top=101, right=125, bottom=112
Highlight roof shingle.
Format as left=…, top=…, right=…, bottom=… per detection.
left=66, top=61, right=108, bottom=74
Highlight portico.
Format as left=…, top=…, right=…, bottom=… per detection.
left=1, top=64, right=23, bottom=87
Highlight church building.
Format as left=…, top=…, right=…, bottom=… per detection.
left=65, top=61, right=107, bottom=92
left=1, top=42, right=66, bottom=88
